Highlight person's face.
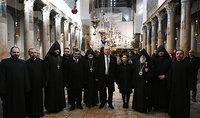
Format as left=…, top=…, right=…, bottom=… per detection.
left=64, top=49, right=70, bottom=56
left=134, top=50, right=137, bottom=54
left=11, top=48, right=20, bottom=59
left=158, top=51, right=164, bottom=56
left=73, top=51, right=80, bottom=59
left=122, top=55, right=128, bottom=63
left=104, top=47, right=110, bottom=55
left=154, top=50, right=157, bottom=54
left=176, top=51, right=184, bottom=60
left=140, top=55, right=146, bottom=59
left=54, top=49, right=60, bottom=55
left=29, top=49, right=36, bottom=59
left=129, top=52, right=132, bottom=57
left=189, top=50, right=194, bottom=57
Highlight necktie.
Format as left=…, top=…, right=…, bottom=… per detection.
left=75, top=59, right=78, bottom=64
left=106, top=55, right=109, bottom=75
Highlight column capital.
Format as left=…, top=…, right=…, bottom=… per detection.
left=64, top=20, right=70, bottom=27
left=24, top=0, right=35, bottom=6
left=147, top=23, right=151, bottom=30
left=142, top=26, right=147, bottom=32
left=42, top=6, right=52, bottom=15
left=70, top=23, right=75, bottom=29
left=165, top=2, right=176, bottom=14
left=156, top=12, right=165, bottom=21
left=151, top=18, right=157, bottom=26
left=181, top=0, right=189, bottom=3
left=54, top=14, right=62, bottom=22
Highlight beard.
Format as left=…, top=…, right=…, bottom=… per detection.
left=11, top=55, right=19, bottom=60
left=140, top=57, right=146, bottom=63
left=88, top=56, right=94, bottom=59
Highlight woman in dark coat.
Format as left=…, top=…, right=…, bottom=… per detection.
left=132, top=49, right=154, bottom=113
left=117, top=53, right=133, bottom=108
left=84, top=48, right=99, bottom=107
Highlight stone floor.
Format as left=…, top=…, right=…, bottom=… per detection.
left=42, top=83, right=200, bottom=118
left=0, top=82, right=200, bottom=118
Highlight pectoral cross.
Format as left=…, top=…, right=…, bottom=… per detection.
left=145, top=62, right=148, bottom=68
left=57, top=64, right=60, bottom=69
left=90, top=68, right=93, bottom=72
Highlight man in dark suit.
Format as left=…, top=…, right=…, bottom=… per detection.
left=95, top=46, right=117, bottom=109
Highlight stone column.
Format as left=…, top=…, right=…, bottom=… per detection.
left=24, top=0, right=35, bottom=59
left=76, top=27, right=81, bottom=49
left=156, top=12, right=165, bottom=47
left=151, top=18, right=157, bottom=55
left=54, top=14, right=62, bottom=43
left=0, top=0, right=8, bottom=60
left=64, top=20, right=70, bottom=49
left=142, top=26, right=147, bottom=49
left=147, top=23, right=151, bottom=55
left=180, top=0, right=191, bottom=56
left=0, top=0, right=8, bottom=61
left=70, top=23, right=75, bottom=51
left=191, top=19, right=196, bottom=53
left=42, top=6, right=51, bottom=57
left=165, top=2, right=176, bottom=53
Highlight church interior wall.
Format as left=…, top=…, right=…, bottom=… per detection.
left=134, top=0, right=143, bottom=34
left=7, top=13, right=15, bottom=55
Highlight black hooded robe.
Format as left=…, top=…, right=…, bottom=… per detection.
left=0, top=58, right=30, bottom=118
left=44, top=41, right=66, bottom=112
left=132, top=49, right=154, bottom=113
left=152, top=45, right=171, bottom=112
left=168, top=59, right=190, bottom=118
left=25, top=58, right=44, bottom=118
left=84, top=48, right=99, bottom=106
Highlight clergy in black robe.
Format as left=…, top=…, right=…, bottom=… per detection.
left=84, top=48, right=99, bottom=107
left=184, top=50, right=200, bottom=102
left=65, top=49, right=86, bottom=111
left=116, top=53, right=133, bottom=108
left=0, top=46, right=30, bottom=118
left=25, top=48, right=44, bottom=118
left=168, top=49, right=190, bottom=118
left=132, top=49, right=154, bottom=113
left=44, top=41, right=66, bottom=113
left=152, top=45, right=171, bottom=112
left=95, top=46, right=117, bottom=109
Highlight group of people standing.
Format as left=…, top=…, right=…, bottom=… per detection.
left=0, top=41, right=199, bottom=118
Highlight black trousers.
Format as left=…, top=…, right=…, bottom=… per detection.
left=99, top=76, right=113, bottom=105
left=71, top=89, right=82, bottom=107
left=192, top=85, right=197, bottom=99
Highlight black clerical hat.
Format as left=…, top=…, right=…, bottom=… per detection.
left=45, top=41, right=61, bottom=59
left=139, top=49, right=150, bottom=60
left=156, top=45, right=170, bottom=58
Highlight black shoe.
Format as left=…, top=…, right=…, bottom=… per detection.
left=125, top=103, right=128, bottom=108
left=70, top=106, right=75, bottom=111
left=193, top=98, right=197, bottom=102
left=77, top=105, right=83, bottom=109
left=122, top=103, right=126, bottom=108
left=99, top=104, right=105, bottom=109
left=91, top=103, right=97, bottom=107
left=86, top=104, right=91, bottom=108
left=109, top=104, right=114, bottom=109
